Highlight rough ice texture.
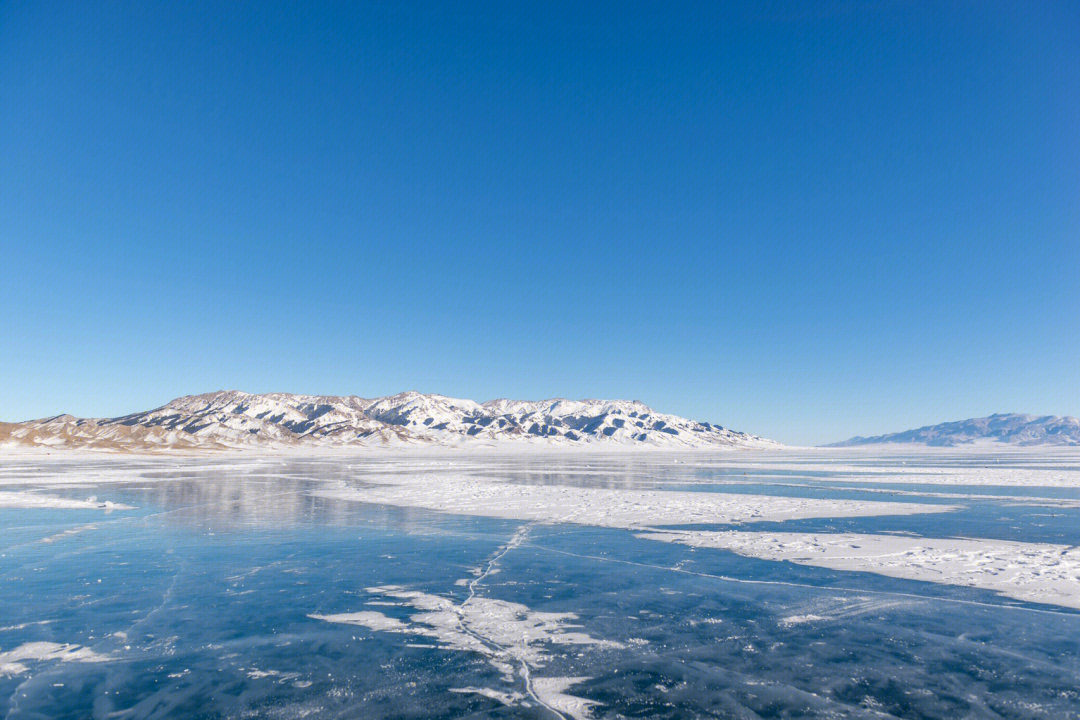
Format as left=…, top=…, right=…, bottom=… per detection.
left=640, top=530, right=1080, bottom=610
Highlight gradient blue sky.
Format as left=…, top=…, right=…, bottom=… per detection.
left=2, top=1, right=1077, bottom=445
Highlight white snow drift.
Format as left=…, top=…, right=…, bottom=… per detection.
left=313, top=473, right=948, bottom=529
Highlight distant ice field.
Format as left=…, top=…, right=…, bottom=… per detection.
left=2, top=450, right=1080, bottom=718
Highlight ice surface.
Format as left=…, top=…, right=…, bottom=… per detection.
left=4, top=451, right=1080, bottom=718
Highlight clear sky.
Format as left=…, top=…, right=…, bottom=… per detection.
left=2, top=1, right=1077, bottom=445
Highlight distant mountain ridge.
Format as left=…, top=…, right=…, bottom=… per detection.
left=830, top=413, right=1080, bottom=447
left=0, top=390, right=777, bottom=452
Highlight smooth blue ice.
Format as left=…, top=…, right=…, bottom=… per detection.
left=2, top=455, right=1079, bottom=719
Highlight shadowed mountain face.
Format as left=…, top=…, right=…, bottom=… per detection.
left=1, top=390, right=776, bottom=451
left=831, top=413, right=1080, bottom=447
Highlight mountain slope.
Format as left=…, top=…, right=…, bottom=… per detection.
left=1, top=390, right=776, bottom=452
left=831, top=413, right=1080, bottom=447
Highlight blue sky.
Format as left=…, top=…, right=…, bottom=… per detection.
left=2, top=1, right=1077, bottom=445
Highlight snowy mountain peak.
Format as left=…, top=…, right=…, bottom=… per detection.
left=831, top=413, right=1080, bottom=447
left=2, top=391, right=776, bottom=452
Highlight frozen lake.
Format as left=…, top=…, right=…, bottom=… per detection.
left=2, top=451, right=1080, bottom=719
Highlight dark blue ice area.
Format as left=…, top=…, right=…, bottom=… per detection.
left=2, top=457, right=1079, bottom=719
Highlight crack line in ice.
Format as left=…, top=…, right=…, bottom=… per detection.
left=459, top=523, right=572, bottom=720
left=311, top=524, right=613, bottom=719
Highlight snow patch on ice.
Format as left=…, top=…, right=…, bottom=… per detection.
left=449, top=686, right=524, bottom=706
left=0, top=642, right=112, bottom=677
left=312, top=585, right=622, bottom=677
left=314, top=474, right=949, bottom=530
left=0, top=491, right=132, bottom=510
left=778, top=614, right=827, bottom=627
left=531, top=676, right=600, bottom=720
left=640, top=530, right=1080, bottom=610
left=308, top=610, right=411, bottom=633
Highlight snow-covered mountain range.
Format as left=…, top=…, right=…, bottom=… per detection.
left=830, top=413, right=1080, bottom=447
left=0, top=390, right=777, bottom=452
